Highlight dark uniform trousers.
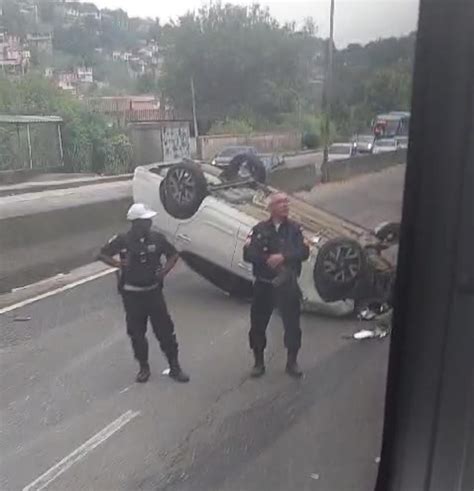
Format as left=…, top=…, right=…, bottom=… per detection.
left=121, top=287, right=178, bottom=365
left=250, top=279, right=302, bottom=354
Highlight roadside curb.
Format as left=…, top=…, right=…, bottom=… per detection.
left=283, top=149, right=321, bottom=158
left=0, top=174, right=133, bottom=197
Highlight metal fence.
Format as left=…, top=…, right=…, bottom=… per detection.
left=0, top=115, right=63, bottom=172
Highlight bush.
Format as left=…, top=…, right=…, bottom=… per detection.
left=102, top=134, right=133, bottom=175
left=208, top=117, right=254, bottom=135
left=0, top=75, right=115, bottom=173
left=302, top=132, right=320, bottom=149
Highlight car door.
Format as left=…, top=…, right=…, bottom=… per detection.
left=174, top=197, right=241, bottom=272
left=231, top=223, right=255, bottom=280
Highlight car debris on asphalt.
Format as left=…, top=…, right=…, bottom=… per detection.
left=353, top=326, right=391, bottom=340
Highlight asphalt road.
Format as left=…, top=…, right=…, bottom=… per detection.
left=1, top=158, right=403, bottom=491
left=299, top=165, right=405, bottom=229
left=0, top=263, right=388, bottom=491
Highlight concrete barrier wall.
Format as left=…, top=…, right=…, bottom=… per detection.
left=321, top=149, right=407, bottom=183
left=0, top=168, right=63, bottom=185
left=0, top=197, right=131, bottom=293
left=197, top=132, right=301, bottom=160
left=268, top=162, right=316, bottom=193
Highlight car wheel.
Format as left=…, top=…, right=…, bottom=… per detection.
left=221, top=154, right=267, bottom=183
left=374, top=221, right=401, bottom=243
left=161, top=161, right=208, bottom=219
left=313, top=238, right=367, bottom=302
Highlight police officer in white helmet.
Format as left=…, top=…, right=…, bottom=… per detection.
left=99, top=203, right=189, bottom=383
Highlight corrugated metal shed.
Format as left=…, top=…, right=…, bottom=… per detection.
left=0, top=115, right=63, bottom=124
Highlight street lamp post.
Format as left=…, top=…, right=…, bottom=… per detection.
left=190, top=76, right=199, bottom=139
left=322, top=0, right=335, bottom=166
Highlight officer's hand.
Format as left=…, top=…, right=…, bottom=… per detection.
left=109, top=258, right=122, bottom=269
left=266, top=254, right=285, bottom=269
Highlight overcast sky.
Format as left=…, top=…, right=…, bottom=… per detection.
left=93, top=0, right=419, bottom=47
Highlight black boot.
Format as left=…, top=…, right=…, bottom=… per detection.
left=286, top=351, right=303, bottom=378
left=136, top=363, right=150, bottom=383
left=250, top=350, right=265, bottom=378
left=169, top=358, right=190, bottom=383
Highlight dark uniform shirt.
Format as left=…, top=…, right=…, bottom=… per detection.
left=243, top=219, right=310, bottom=282
left=101, top=230, right=177, bottom=291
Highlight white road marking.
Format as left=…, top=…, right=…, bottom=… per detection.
left=22, top=409, right=140, bottom=491
left=0, top=268, right=116, bottom=315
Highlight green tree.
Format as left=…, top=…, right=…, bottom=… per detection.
left=147, top=18, right=161, bottom=42
left=135, top=74, right=158, bottom=94
left=363, top=62, right=412, bottom=114
left=160, top=3, right=321, bottom=124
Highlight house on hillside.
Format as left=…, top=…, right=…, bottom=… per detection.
left=26, top=33, right=53, bottom=56
left=64, top=2, right=101, bottom=21
left=18, top=2, right=39, bottom=24
left=55, top=71, right=77, bottom=93
left=0, top=33, right=30, bottom=74
left=54, top=66, right=94, bottom=94
left=76, top=66, right=93, bottom=84
left=112, top=51, right=132, bottom=62
left=101, top=8, right=128, bottom=29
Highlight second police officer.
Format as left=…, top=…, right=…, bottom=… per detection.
left=243, top=192, right=310, bottom=378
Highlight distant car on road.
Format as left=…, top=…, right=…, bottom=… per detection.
left=352, top=134, right=375, bottom=154
left=395, top=136, right=409, bottom=150
left=373, top=138, right=399, bottom=154
left=210, top=146, right=283, bottom=172
left=328, top=143, right=357, bottom=162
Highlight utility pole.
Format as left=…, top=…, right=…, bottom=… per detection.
left=322, top=0, right=335, bottom=166
left=190, top=76, right=199, bottom=139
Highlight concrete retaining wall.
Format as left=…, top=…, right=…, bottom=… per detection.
left=321, top=149, right=407, bottom=183
left=128, top=121, right=191, bottom=167
left=197, top=132, right=301, bottom=160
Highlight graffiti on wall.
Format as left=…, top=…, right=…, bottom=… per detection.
left=162, top=124, right=190, bottom=161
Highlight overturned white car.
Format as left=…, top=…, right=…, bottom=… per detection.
left=132, top=155, right=398, bottom=316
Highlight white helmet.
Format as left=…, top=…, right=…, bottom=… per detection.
left=127, top=203, right=157, bottom=221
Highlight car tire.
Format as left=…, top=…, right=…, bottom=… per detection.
left=161, top=161, right=208, bottom=220
left=221, top=154, right=267, bottom=183
left=313, top=238, right=367, bottom=303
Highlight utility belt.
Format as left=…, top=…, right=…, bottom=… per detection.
left=115, top=269, right=163, bottom=294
